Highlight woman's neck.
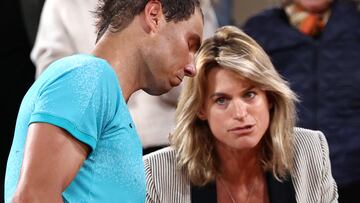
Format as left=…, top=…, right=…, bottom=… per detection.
left=215, top=145, right=268, bottom=203
left=216, top=143, right=263, bottom=184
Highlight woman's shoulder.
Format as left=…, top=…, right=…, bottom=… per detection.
left=291, top=128, right=338, bottom=202
left=143, top=146, right=190, bottom=201
left=143, top=147, right=177, bottom=169
left=143, top=147, right=176, bottom=160
left=293, top=127, right=327, bottom=148
left=292, top=127, right=329, bottom=165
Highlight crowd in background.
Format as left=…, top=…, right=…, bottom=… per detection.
left=2, top=0, right=359, bottom=202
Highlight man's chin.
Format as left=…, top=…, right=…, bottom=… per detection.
left=143, top=86, right=172, bottom=96
left=170, top=79, right=182, bottom=88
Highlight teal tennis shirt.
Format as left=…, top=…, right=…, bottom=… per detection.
left=5, top=54, right=145, bottom=203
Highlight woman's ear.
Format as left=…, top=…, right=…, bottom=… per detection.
left=269, top=101, right=274, bottom=110
left=143, top=0, right=163, bottom=32
left=197, top=109, right=207, bottom=120
left=266, top=92, right=274, bottom=110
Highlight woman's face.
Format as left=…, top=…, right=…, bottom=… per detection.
left=294, top=0, right=332, bottom=13
left=198, top=67, right=271, bottom=151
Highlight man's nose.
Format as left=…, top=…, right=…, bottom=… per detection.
left=185, top=52, right=197, bottom=77
left=184, top=64, right=196, bottom=77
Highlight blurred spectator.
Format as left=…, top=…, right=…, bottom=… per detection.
left=31, top=0, right=97, bottom=77
left=212, top=0, right=234, bottom=26
left=30, top=0, right=233, bottom=154
left=243, top=0, right=360, bottom=202
left=1, top=0, right=36, bottom=199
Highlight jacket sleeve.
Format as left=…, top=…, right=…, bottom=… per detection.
left=318, top=131, right=339, bottom=203
left=144, top=157, right=160, bottom=203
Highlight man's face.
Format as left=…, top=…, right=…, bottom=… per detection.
left=143, top=8, right=203, bottom=95
left=295, top=0, right=332, bottom=13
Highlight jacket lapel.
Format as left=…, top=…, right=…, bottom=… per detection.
left=266, top=172, right=296, bottom=203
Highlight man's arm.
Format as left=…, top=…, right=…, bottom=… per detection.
left=12, top=123, right=90, bottom=203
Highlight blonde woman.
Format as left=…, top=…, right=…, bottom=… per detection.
left=144, top=26, right=338, bottom=203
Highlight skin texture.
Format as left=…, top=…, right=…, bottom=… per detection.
left=12, top=1, right=203, bottom=202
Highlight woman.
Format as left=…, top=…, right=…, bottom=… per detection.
left=143, top=26, right=338, bottom=203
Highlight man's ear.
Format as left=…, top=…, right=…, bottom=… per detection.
left=143, top=0, right=163, bottom=32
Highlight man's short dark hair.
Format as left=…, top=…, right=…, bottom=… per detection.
left=94, top=0, right=201, bottom=41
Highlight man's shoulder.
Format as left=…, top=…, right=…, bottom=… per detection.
left=52, top=54, right=108, bottom=70
left=42, top=54, right=115, bottom=84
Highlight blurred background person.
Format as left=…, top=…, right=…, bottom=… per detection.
left=30, top=0, right=234, bottom=155
left=242, top=0, right=360, bottom=202
left=144, top=26, right=338, bottom=203
left=30, top=0, right=97, bottom=77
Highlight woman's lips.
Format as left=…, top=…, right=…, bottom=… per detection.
left=228, top=125, right=255, bottom=135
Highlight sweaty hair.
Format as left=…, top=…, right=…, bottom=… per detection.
left=94, top=0, right=201, bottom=41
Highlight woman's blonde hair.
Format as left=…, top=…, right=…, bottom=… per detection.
left=170, top=25, right=298, bottom=186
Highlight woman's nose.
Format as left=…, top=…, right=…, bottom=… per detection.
left=233, top=101, right=248, bottom=120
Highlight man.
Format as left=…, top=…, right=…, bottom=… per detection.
left=29, top=0, right=219, bottom=156
left=4, top=0, right=203, bottom=202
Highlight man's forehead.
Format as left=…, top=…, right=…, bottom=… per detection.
left=198, top=7, right=205, bottom=24
left=187, top=8, right=204, bottom=36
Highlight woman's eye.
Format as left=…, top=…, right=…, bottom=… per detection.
left=215, top=97, right=227, bottom=105
left=243, top=91, right=256, bottom=100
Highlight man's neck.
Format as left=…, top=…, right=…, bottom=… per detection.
left=91, top=23, right=146, bottom=102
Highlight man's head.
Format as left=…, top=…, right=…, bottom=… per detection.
left=282, top=0, right=333, bottom=13
left=140, top=2, right=203, bottom=95
left=94, top=0, right=203, bottom=96
left=95, top=0, right=202, bottom=41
